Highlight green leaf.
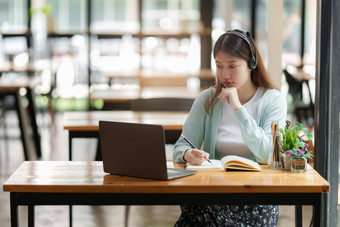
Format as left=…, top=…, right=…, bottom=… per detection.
left=307, top=133, right=313, bottom=140
left=297, top=140, right=305, bottom=147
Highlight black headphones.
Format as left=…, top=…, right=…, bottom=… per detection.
left=224, top=30, right=258, bottom=70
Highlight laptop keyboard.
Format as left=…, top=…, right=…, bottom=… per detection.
left=167, top=168, right=180, bottom=178
left=167, top=168, right=180, bottom=177
left=167, top=168, right=197, bottom=180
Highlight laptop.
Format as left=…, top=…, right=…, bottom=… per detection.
left=99, top=120, right=197, bottom=180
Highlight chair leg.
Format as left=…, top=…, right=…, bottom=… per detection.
left=95, top=140, right=102, bottom=161
left=294, top=108, right=301, bottom=123
left=125, top=205, right=130, bottom=227
left=47, top=99, right=55, bottom=128
left=26, top=88, right=42, bottom=159
left=1, top=99, right=6, bottom=131
left=14, top=92, right=30, bottom=160
left=1, top=100, right=9, bottom=155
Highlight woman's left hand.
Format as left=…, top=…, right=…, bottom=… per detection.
left=218, top=87, right=242, bottom=111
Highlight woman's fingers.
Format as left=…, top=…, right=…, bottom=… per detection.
left=191, top=149, right=205, bottom=157
left=187, top=149, right=209, bottom=165
left=204, top=152, right=210, bottom=160
left=218, top=88, right=232, bottom=102
left=218, top=87, right=241, bottom=110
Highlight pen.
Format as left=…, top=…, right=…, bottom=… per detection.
left=180, top=134, right=213, bottom=165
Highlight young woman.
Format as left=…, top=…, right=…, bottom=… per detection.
left=173, top=29, right=287, bottom=226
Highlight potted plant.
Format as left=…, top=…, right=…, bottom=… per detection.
left=280, top=121, right=313, bottom=172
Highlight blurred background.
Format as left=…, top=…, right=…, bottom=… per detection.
left=0, top=0, right=316, bottom=113
left=0, top=0, right=319, bottom=226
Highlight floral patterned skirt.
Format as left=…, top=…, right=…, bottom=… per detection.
left=174, top=204, right=279, bottom=227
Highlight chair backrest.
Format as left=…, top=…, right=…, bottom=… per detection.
left=131, top=97, right=194, bottom=111
left=283, top=68, right=303, bottom=101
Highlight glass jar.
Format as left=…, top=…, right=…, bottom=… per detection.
left=290, top=158, right=307, bottom=172
left=281, top=153, right=291, bottom=170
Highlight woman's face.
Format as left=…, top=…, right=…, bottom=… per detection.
left=215, top=51, right=252, bottom=90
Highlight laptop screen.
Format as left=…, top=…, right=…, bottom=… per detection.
left=99, top=121, right=169, bottom=180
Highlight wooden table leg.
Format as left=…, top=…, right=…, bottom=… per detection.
left=28, top=205, right=34, bottom=227
left=125, top=205, right=130, bottom=227
left=69, top=205, right=73, bottom=227
left=10, top=193, right=19, bottom=227
left=295, top=205, right=302, bottom=227
left=313, top=194, right=321, bottom=227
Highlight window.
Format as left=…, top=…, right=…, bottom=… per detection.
left=0, top=0, right=28, bottom=32
left=140, top=35, right=200, bottom=72
left=254, top=0, right=268, bottom=65
left=303, top=0, right=316, bottom=65
left=212, top=0, right=252, bottom=69
left=46, top=0, right=86, bottom=32
left=282, top=0, right=302, bottom=66
left=91, top=0, right=139, bottom=33
left=142, top=0, right=200, bottom=33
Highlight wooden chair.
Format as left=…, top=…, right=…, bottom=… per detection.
left=131, top=97, right=194, bottom=112
left=283, top=68, right=314, bottom=124
left=132, top=97, right=194, bottom=144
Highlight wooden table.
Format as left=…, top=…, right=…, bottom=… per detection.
left=3, top=161, right=330, bottom=227
left=63, top=111, right=188, bottom=160
left=0, top=75, right=42, bottom=160
left=101, top=69, right=215, bottom=87
left=90, top=87, right=200, bottom=109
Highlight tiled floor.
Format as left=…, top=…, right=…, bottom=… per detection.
left=0, top=111, right=317, bottom=226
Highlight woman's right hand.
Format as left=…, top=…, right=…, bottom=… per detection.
left=184, top=149, right=209, bottom=165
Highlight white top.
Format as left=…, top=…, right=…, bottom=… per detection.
left=215, top=87, right=265, bottom=160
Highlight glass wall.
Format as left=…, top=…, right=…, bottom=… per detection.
left=282, top=0, right=302, bottom=66
left=140, top=0, right=200, bottom=72
left=142, top=0, right=200, bottom=33
left=91, top=0, right=139, bottom=33
left=0, top=0, right=317, bottom=101
left=90, top=0, right=201, bottom=78
left=254, top=0, right=316, bottom=68
left=213, top=0, right=251, bottom=37
left=303, top=0, right=316, bottom=65
left=212, top=0, right=252, bottom=70
left=46, top=0, right=86, bottom=32
left=281, top=0, right=316, bottom=67
left=0, top=0, right=29, bottom=61
left=254, top=0, right=268, bottom=65
left=0, top=0, right=28, bottom=32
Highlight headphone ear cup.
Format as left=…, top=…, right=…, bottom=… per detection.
left=248, top=57, right=257, bottom=70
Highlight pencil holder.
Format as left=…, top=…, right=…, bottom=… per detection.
left=268, top=121, right=283, bottom=170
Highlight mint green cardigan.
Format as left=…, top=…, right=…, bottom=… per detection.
left=173, top=87, right=287, bottom=164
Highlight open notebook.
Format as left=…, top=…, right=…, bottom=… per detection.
left=186, top=155, right=261, bottom=171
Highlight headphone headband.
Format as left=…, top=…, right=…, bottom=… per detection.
left=224, top=30, right=258, bottom=70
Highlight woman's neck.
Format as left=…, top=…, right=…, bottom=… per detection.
left=238, top=83, right=258, bottom=105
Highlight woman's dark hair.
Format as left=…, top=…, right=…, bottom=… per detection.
left=205, top=29, right=277, bottom=113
